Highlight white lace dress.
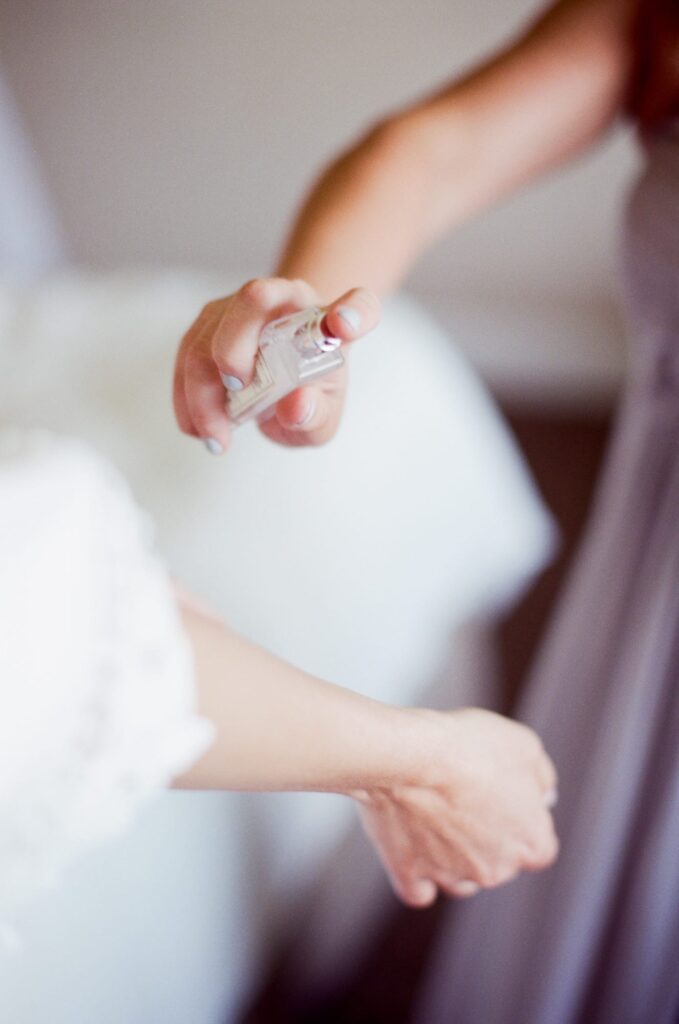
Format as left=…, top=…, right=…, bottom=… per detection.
left=0, top=429, right=213, bottom=932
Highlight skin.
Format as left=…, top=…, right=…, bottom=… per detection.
left=169, top=0, right=648, bottom=903
left=174, top=593, right=558, bottom=907
left=174, top=0, right=639, bottom=449
left=173, top=278, right=381, bottom=450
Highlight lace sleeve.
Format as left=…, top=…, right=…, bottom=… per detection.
left=0, top=430, right=214, bottom=921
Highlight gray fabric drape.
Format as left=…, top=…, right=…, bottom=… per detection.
left=414, top=126, right=679, bottom=1024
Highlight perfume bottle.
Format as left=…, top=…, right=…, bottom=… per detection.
left=226, top=307, right=344, bottom=425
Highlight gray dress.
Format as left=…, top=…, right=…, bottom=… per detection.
left=415, top=126, right=679, bottom=1024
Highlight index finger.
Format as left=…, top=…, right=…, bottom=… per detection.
left=214, top=277, right=317, bottom=389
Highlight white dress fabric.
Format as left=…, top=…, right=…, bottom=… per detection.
left=0, top=429, right=213, bottom=925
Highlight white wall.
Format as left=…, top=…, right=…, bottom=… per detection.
left=0, top=0, right=638, bottom=304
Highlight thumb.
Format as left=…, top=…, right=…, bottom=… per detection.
left=322, top=287, right=381, bottom=344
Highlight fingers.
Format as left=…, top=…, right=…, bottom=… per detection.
left=274, top=385, right=325, bottom=432
left=356, top=707, right=563, bottom=912
left=448, top=866, right=514, bottom=897
left=522, top=809, right=560, bottom=872
left=174, top=278, right=380, bottom=452
left=174, top=319, right=233, bottom=452
left=393, top=877, right=438, bottom=909
left=174, top=278, right=318, bottom=448
left=450, top=880, right=481, bottom=898
left=260, top=379, right=345, bottom=447
left=258, top=286, right=379, bottom=447
left=357, top=805, right=440, bottom=910
left=534, top=741, right=558, bottom=795
left=183, top=349, right=233, bottom=453
left=360, top=805, right=498, bottom=909
left=212, top=278, right=317, bottom=387
left=514, top=727, right=559, bottom=868
left=322, top=287, right=381, bottom=344
left=361, top=800, right=552, bottom=909
left=394, top=854, right=525, bottom=905
left=513, top=729, right=560, bottom=872
left=437, top=846, right=521, bottom=896
left=513, top=719, right=558, bottom=799
left=173, top=357, right=197, bottom=436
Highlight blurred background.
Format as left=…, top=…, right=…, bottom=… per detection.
left=0, top=1, right=640, bottom=1022
left=1, top=0, right=638, bottom=404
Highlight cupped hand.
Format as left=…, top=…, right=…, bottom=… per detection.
left=173, top=277, right=381, bottom=452
left=355, top=707, right=559, bottom=908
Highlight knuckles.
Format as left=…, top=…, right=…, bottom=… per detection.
left=539, top=829, right=560, bottom=868
left=289, top=278, right=317, bottom=304
left=353, top=286, right=380, bottom=311
left=522, top=826, right=560, bottom=871
left=239, top=276, right=317, bottom=311
left=201, top=298, right=227, bottom=320
left=475, top=865, right=508, bottom=889
left=239, top=277, right=276, bottom=307
left=400, top=881, right=437, bottom=909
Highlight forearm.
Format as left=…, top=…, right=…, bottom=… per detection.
left=276, top=119, right=438, bottom=300
left=170, top=592, right=559, bottom=904
left=277, top=0, right=638, bottom=300
left=173, top=598, right=411, bottom=794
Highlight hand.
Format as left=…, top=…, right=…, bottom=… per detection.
left=354, top=707, right=559, bottom=908
left=173, top=277, right=381, bottom=453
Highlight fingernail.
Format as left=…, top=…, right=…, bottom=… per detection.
left=221, top=373, right=244, bottom=391
left=294, top=400, right=316, bottom=427
left=544, top=788, right=559, bottom=809
left=454, top=880, right=481, bottom=898
left=203, top=437, right=223, bottom=455
left=414, top=880, right=438, bottom=905
left=336, top=306, right=361, bottom=332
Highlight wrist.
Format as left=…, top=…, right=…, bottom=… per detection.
left=342, top=705, right=450, bottom=805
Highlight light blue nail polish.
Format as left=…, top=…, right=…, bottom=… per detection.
left=336, top=306, right=361, bottom=332
left=221, top=373, right=244, bottom=391
left=203, top=437, right=223, bottom=455
left=296, top=401, right=316, bottom=427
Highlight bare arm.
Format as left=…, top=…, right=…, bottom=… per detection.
left=277, top=0, right=639, bottom=299
left=174, top=0, right=639, bottom=450
left=174, top=595, right=409, bottom=794
left=173, top=594, right=558, bottom=906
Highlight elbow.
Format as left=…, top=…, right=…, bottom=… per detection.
left=358, top=108, right=462, bottom=206
left=314, top=109, right=449, bottom=207
left=363, top=108, right=460, bottom=177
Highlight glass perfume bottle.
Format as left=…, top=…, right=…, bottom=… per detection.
left=226, top=307, right=344, bottom=425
